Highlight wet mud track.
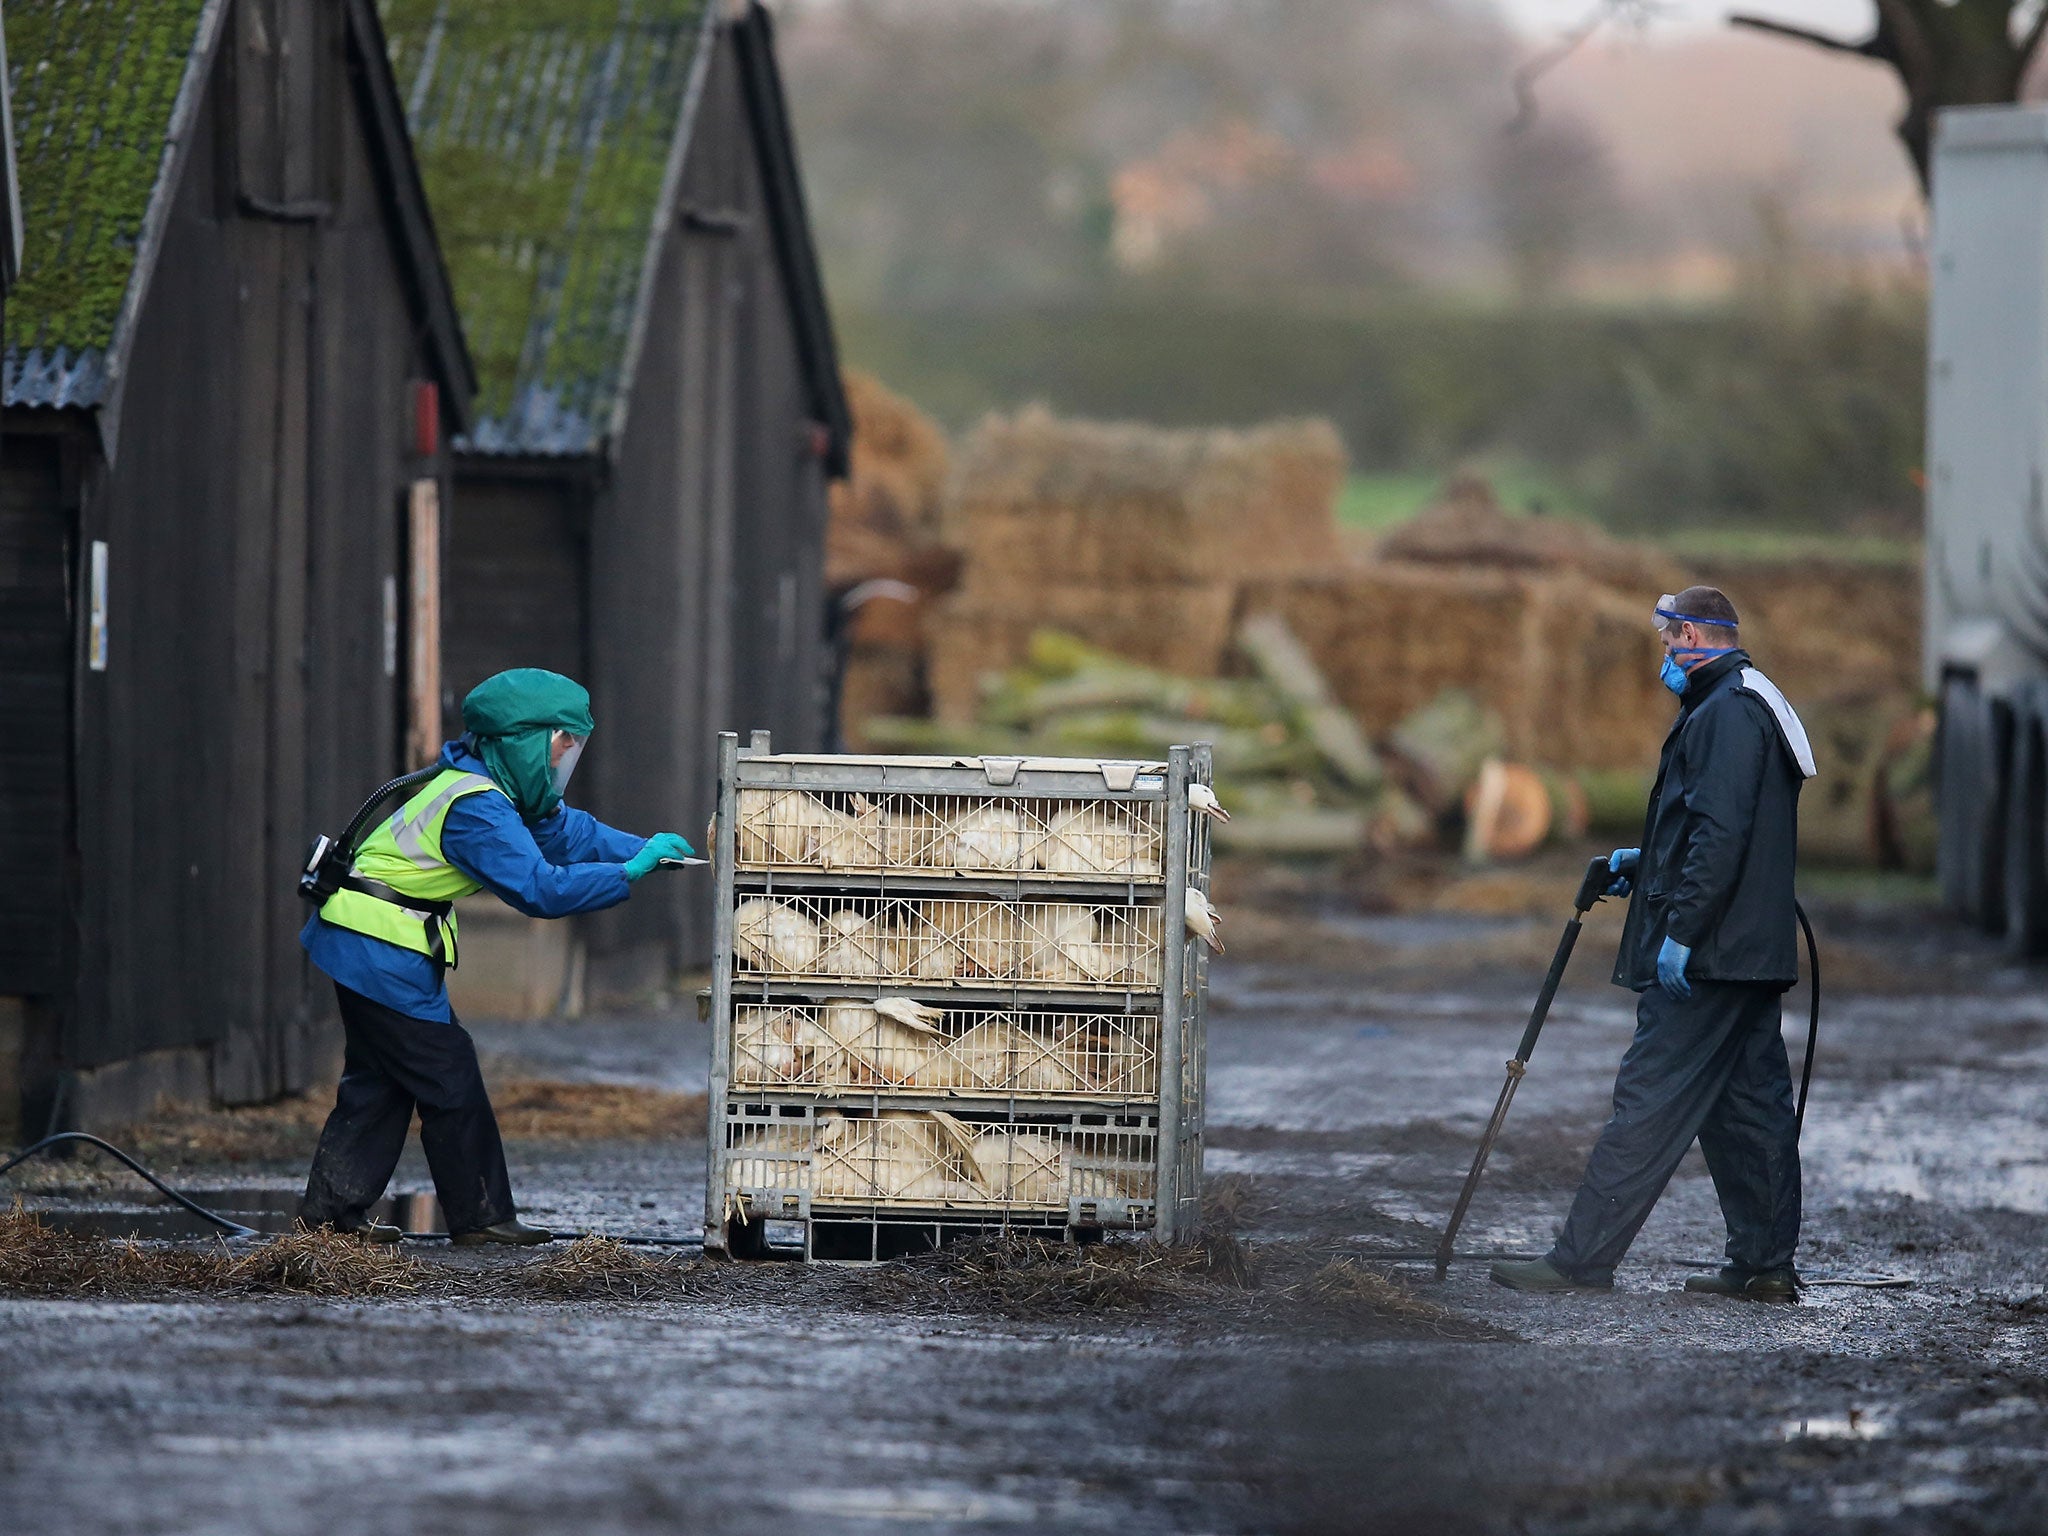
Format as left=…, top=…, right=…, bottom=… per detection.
left=5, top=886, right=2048, bottom=1533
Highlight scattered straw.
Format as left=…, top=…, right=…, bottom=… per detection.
left=1202, top=1173, right=1268, bottom=1234
left=489, top=1236, right=689, bottom=1302
left=224, top=1227, right=425, bottom=1297
left=875, top=1232, right=1257, bottom=1317
left=1292, top=1257, right=1466, bottom=1333
left=1, top=1203, right=1491, bottom=1337
left=489, top=1082, right=707, bottom=1142
left=0, top=1203, right=423, bottom=1298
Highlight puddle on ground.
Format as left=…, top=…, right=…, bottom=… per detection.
left=28, top=1188, right=444, bottom=1241
left=1313, top=910, right=1526, bottom=948
left=1782, top=1410, right=1889, bottom=1441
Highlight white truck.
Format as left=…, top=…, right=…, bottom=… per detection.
left=1925, top=104, right=2048, bottom=951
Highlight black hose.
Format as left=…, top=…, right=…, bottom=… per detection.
left=0, top=1133, right=261, bottom=1238
left=0, top=1133, right=703, bottom=1248
left=1794, top=897, right=1820, bottom=1135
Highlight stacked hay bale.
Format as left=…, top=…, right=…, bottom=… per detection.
left=928, top=408, right=1346, bottom=721
left=827, top=371, right=960, bottom=746
left=1239, top=555, right=1671, bottom=772
left=1682, top=552, right=1920, bottom=707
left=1684, top=551, right=1925, bottom=866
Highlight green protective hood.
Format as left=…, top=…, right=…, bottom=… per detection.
left=461, top=669, right=596, bottom=822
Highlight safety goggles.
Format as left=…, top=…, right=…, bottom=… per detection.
left=1652, top=594, right=1736, bottom=633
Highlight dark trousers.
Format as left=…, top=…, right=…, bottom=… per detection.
left=1549, top=981, right=1801, bottom=1283
left=301, top=984, right=516, bottom=1236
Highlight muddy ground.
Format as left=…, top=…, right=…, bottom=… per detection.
left=3, top=847, right=2047, bottom=1534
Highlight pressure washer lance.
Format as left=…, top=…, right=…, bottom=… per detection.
left=1434, top=855, right=1614, bottom=1279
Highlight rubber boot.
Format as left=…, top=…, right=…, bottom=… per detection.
left=451, top=1217, right=554, bottom=1247
left=1489, top=1257, right=1611, bottom=1293
left=1683, top=1266, right=1799, bottom=1302
left=320, top=1215, right=403, bottom=1244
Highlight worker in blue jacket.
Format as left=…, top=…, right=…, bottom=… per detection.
left=299, top=668, right=694, bottom=1246
left=1493, top=587, right=1816, bottom=1300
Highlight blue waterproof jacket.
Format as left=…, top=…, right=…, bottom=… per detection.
left=301, top=739, right=644, bottom=1020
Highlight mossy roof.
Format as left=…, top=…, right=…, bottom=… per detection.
left=2, top=0, right=213, bottom=408
left=380, top=0, right=709, bottom=455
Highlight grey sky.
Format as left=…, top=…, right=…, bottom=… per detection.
left=1497, top=0, right=1873, bottom=40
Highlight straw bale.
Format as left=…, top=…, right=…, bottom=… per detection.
left=1238, top=565, right=1666, bottom=772
left=838, top=546, right=965, bottom=747
left=1682, top=553, right=1920, bottom=706
left=926, top=583, right=1239, bottom=723
left=1513, top=574, right=1668, bottom=772
left=826, top=370, right=951, bottom=586
left=490, top=1081, right=708, bottom=1142
left=947, top=407, right=1345, bottom=588
left=1377, top=473, right=1681, bottom=594
left=1237, top=564, right=1522, bottom=741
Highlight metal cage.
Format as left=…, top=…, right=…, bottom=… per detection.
left=705, top=733, right=1212, bottom=1257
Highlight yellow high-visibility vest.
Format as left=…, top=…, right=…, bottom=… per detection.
left=317, top=769, right=504, bottom=968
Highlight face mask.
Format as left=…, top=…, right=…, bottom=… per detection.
left=1660, top=655, right=1689, bottom=696
left=551, top=733, right=587, bottom=799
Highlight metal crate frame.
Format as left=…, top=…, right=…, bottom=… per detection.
left=705, top=731, right=1211, bottom=1255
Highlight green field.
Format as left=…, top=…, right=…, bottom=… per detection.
left=1336, top=467, right=1597, bottom=533
left=1340, top=469, right=1920, bottom=566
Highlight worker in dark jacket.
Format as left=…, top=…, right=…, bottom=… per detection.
left=298, top=669, right=696, bottom=1246
left=1493, top=586, right=1816, bottom=1300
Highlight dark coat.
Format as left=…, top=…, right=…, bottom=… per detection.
left=1613, top=651, right=1807, bottom=991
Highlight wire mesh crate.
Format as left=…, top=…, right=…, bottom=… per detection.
left=705, top=733, right=1212, bottom=1256
left=719, top=1103, right=1160, bottom=1259
left=730, top=1001, right=1161, bottom=1100
left=738, top=786, right=1166, bottom=880
left=730, top=893, right=1165, bottom=991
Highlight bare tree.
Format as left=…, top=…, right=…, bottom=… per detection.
left=1732, top=0, right=2048, bottom=192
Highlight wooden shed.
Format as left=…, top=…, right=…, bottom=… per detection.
left=383, top=0, right=851, bottom=991
left=0, top=0, right=475, bottom=1133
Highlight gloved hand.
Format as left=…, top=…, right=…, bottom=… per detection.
left=1606, top=847, right=1641, bottom=897
left=624, top=832, right=697, bottom=883
left=1657, top=935, right=1693, bottom=999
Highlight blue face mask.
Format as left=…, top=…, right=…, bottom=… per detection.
left=1660, top=644, right=1736, bottom=696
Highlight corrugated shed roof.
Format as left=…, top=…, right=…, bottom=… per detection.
left=2, top=0, right=212, bottom=408
left=381, top=0, right=708, bottom=456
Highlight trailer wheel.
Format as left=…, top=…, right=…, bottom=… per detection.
left=1937, top=676, right=2010, bottom=931
left=2005, top=701, right=2048, bottom=956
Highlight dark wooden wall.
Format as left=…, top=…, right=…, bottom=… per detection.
left=7, top=5, right=447, bottom=1099
left=442, top=469, right=591, bottom=723
left=585, top=25, right=832, bottom=976
left=0, top=432, right=72, bottom=995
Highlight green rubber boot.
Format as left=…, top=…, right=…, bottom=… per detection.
left=324, top=1215, right=403, bottom=1244
left=1683, top=1266, right=1800, bottom=1302
left=451, top=1218, right=554, bottom=1247
left=1489, top=1257, right=1611, bottom=1293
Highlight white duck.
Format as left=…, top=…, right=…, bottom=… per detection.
left=1184, top=887, right=1225, bottom=954
left=1187, top=783, right=1231, bottom=823
left=733, top=899, right=821, bottom=973
left=947, top=802, right=1029, bottom=870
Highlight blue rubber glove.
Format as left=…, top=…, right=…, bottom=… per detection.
left=624, top=832, right=696, bottom=883
left=1657, top=935, right=1693, bottom=998
left=1607, top=847, right=1640, bottom=897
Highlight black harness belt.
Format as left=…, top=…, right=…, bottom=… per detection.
left=335, top=874, right=456, bottom=969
